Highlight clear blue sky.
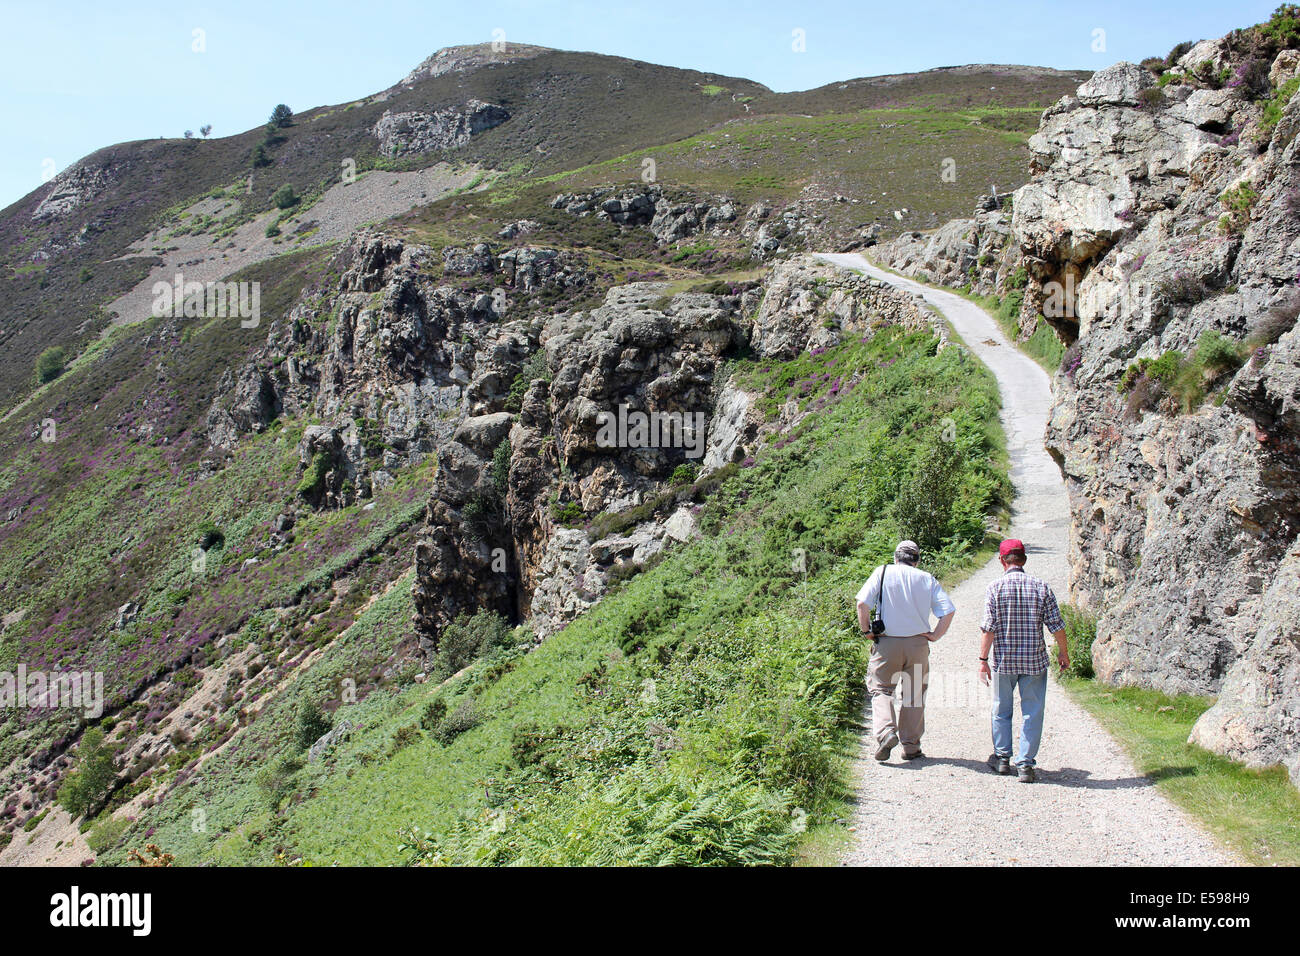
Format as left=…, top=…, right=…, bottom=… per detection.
left=0, top=0, right=1281, bottom=210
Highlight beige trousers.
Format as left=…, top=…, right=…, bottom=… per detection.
left=868, top=635, right=931, bottom=755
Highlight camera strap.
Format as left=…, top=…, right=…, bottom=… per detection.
left=875, top=564, right=887, bottom=633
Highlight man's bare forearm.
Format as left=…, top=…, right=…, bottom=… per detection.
left=979, top=630, right=995, bottom=660
left=857, top=602, right=872, bottom=633
left=929, top=611, right=955, bottom=641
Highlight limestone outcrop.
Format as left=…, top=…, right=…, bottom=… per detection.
left=203, top=233, right=949, bottom=661
left=373, top=100, right=510, bottom=156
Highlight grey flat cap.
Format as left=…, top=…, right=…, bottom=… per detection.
left=894, top=540, right=920, bottom=562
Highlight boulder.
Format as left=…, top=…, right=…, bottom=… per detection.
left=307, top=720, right=353, bottom=763
left=115, top=602, right=139, bottom=630
left=442, top=243, right=495, bottom=275
left=452, top=412, right=514, bottom=457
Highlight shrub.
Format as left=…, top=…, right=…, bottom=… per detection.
left=1194, top=59, right=1219, bottom=86
left=1249, top=293, right=1300, bottom=346
left=606, top=559, right=643, bottom=586
left=35, top=345, right=66, bottom=384
left=1060, top=342, right=1083, bottom=380
left=194, top=520, right=224, bottom=551
left=57, top=729, right=117, bottom=819
left=1118, top=358, right=1150, bottom=394
left=1138, top=87, right=1165, bottom=111
left=1157, top=272, right=1211, bottom=305
left=271, top=185, right=299, bottom=210
left=551, top=500, right=585, bottom=526
left=254, top=754, right=303, bottom=810
left=1258, top=4, right=1300, bottom=49
left=669, top=462, right=700, bottom=486
left=1218, top=182, right=1259, bottom=232
left=1149, top=349, right=1212, bottom=412
left=86, top=816, right=131, bottom=853
left=357, top=417, right=385, bottom=458
left=265, top=223, right=281, bottom=238
left=1226, top=57, right=1271, bottom=96
left=1123, top=374, right=1164, bottom=421
left=293, top=701, right=332, bottom=751
left=1263, top=76, right=1300, bottom=130
left=1166, top=40, right=1194, bottom=65
left=252, top=143, right=271, bottom=168
left=1195, top=329, right=1247, bottom=377
left=1057, top=606, right=1097, bottom=679
left=503, top=350, right=550, bottom=412
left=462, top=488, right=503, bottom=538
left=296, top=451, right=329, bottom=499
left=436, top=610, right=512, bottom=673
left=491, top=439, right=511, bottom=495
left=1146, top=350, right=1185, bottom=386
left=510, top=722, right=571, bottom=776
left=420, top=700, right=448, bottom=732
left=890, top=440, right=964, bottom=554
left=430, top=701, right=480, bottom=745
left=388, top=725, right=421, bottom=756
left=1123, top=336, right=1245, bottom=415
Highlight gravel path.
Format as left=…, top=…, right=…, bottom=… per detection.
left=817, top=253, right=1236, bottom=866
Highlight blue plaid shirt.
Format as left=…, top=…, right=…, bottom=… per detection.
left=980, top=567, right=1065, bottom=674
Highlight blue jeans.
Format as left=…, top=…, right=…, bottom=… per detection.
left=991, top=670, right=1048, bottom=768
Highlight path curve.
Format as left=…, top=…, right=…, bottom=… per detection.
left=817, top=253, right=1235, bottom=866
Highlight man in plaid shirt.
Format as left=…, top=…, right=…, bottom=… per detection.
left=978, top=539, right=1069, bottom=783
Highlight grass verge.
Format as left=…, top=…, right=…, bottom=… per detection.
left=1060, top=677, right=1300, bottom=865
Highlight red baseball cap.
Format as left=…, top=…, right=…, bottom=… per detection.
left=999, top=538, right=1026, bottom=557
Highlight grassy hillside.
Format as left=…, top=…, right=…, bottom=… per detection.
left=0, top=41, right=1064, bottom=864
left=0, top=46, right=1085, bottom=412
left=505, top=105, right=1053, bottom=234
left=94, top=323, right=1007, bottom=865
left=0, top=50, right=766, bottom=413
left=0, top=244, right=432, bottom=810
left=768, top=64, right=1088, bottom=115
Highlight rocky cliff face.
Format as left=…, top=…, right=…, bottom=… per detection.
left=409, top=252, right=943, bottom=648
left=1024, top=48, right=1300, bottom=784
left=374, top=100, right=510, bottom=156
left=876, top=193, right=1018, bottom=298
left=204, top=238, right=941, bottom=658
left=878, top=35, right=1300, bottom=784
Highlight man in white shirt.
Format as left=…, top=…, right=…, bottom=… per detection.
left=855, top=540, right=956, bottom=761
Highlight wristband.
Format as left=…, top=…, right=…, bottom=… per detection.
left=979, top=657, right=988, bottom=662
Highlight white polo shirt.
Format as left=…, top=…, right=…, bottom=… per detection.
left=855, top=562, right=956, bottom=638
